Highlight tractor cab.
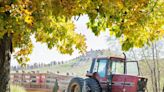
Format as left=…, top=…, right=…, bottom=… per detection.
left=87, top=57, right=139, bottom=77
left=86, top=57, right=147, bottom=92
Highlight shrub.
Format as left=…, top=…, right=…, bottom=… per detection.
left=11, top=85, right=26, bottom=92
left=66, top=72, right=69, bottom=76
left=53, top=79, right=59, bottom=92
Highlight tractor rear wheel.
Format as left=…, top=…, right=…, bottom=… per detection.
left=85, top=78, right=101, bottom=92
left=67, top=77, right=84, bottom=92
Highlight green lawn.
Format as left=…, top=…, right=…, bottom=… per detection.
left=11, top=85, right=27, bottom=92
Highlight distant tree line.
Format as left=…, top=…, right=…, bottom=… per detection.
left=11, top=61, right=65, bottom=71
left=11, top=49, right=112, bottom=71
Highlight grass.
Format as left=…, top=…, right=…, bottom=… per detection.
left=24, top=60, right=92, bottom=77
left=11, top=85, right=27, bottom=92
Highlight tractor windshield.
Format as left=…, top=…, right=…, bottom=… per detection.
left=97, top=60, right=108, bottom=77
left=109, top=60, right=139, bottom=76
left=111, top=61, right=124, bottom=74
left=92, top=59, right=108, bottom=78
left=126, top=61, right=139, bottom=76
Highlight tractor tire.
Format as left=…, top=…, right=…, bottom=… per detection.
left=85, top=78, right=101, bottom=92
left=67, top=77, right=84, bottom=92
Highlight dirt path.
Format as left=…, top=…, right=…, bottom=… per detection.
left=27, top=90, right=49, bottom=92
left=26, top=89, right=51, bottom=92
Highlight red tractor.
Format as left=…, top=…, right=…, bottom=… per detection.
left=67, top=55, right=147, bottom=92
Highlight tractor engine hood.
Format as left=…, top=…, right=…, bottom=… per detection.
left=111, top=74, right=148, bottom=92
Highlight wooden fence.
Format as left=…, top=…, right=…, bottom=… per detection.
left=10, top=71, right=74, bottom=91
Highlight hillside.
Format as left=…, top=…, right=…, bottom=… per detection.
left=15, top=49, right=115, bottom=76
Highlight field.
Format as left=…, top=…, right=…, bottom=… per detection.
left=23, top=59, right=92, bottom=77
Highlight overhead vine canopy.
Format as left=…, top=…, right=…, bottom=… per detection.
left=0, top=0, right=164, bottom=64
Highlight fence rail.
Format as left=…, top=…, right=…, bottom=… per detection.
left=10, top=72, right=74, bottom=91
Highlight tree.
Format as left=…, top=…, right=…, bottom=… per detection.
left=141, top=42, right=162, bottom=92
left=0, top=0, right=86, bottom=92
left=86, top=0, right=164, bottom=51
left=0, top=0, right=164, bottom=92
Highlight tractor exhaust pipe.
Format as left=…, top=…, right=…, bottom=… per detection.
left=123, top=52, right=126, bottom=74
left=123, top=52, right=126, bottom=60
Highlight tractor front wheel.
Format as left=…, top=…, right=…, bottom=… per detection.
left=85, top=78, right=101, bottom=92
left=67, top=77, right=84, bottom=92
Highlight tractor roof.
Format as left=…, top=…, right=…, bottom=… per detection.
left=93, top=56, right=125, bottom=61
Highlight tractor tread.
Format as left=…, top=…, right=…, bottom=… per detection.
left=85, top=78, right=101, bottom=92
left=67, top=77, right=84, bottom=92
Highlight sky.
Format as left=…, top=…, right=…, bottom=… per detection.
left=11, top=15, right=112, bottom=66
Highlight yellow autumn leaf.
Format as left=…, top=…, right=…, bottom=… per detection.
left=25, top=15, right=33, bottom=25
left=23, top=9, right=32, bottom=15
